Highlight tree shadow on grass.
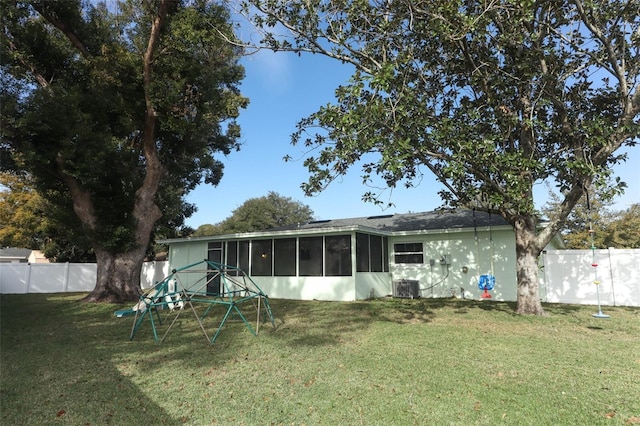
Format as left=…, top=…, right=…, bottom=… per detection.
left=541, top=302, right=585, bottom=316
left=367, top=297, right=520, bottom=321
left=11, top=293, right=637, bottom=424
left=260, top=297, right=522, bottom=348
left=264, top=299, right=379, bottom=348
left=419, top=297, right=518, bottom=314
left=113, top=296, right=621, bottom=354
left=0, top=294, right=186, bottom=425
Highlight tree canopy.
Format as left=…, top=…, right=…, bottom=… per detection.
left=542, top=182, right=615, bottom=248
left=0, top=172, right=48, bottom=249
left=603, top=203, right=640, bottom=248
left=0, top=172, right=96, bottom=262
left=193, top=191, right=315, bottom=235
left=1, top=0, right=248, bottom=301
left=244, top=0, right=639, bottom=314
left=546, top=193, right=640, bottom=249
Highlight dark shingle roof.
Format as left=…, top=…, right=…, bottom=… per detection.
left=0, top=247, right=33, bottom=259
left=272, top=209, right=508, bottom=233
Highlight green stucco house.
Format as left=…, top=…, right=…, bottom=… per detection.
left=159, top=209, right=563, bottom=302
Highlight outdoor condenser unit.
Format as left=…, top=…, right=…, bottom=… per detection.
left=392, top=279, right=420, bottom=299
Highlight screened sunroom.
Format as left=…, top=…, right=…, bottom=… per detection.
left=158, top=210, right=562, bottom=302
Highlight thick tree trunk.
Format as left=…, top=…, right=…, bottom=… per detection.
left=83, top=248, right=146, bottom=303
left=59, top=1, right=167, bottom=304
left=64, top=165, right=162, bottom=304
left=513, top=215, right=546, bottom=315
left=83, top=2, right=167, bottom=303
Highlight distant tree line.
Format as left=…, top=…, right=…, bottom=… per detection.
left=0, top=177, right=315, bottom=257
left=191, top=191, right=315, bottom=236
left=543, top=187, right=640, bottom=249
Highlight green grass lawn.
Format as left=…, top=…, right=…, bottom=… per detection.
left=1, top=293, right=639, bottom=425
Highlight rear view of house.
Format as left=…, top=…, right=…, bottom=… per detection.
left=159, top=209, right=564, bottom=302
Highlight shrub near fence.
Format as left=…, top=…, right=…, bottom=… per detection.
left=0, top=261, right=169, bottom=294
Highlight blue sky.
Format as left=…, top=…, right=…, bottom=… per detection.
left=184, top=50, right=639, bottom=228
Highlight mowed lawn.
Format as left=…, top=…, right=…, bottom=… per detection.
left=1, top=293, right=639, bottom=425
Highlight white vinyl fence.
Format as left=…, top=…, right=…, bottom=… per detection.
left=1, top=250, right=639, bottom=307
left=0, top=261, right=169, bottom=294
left=541, top=249, right=640, bottom=307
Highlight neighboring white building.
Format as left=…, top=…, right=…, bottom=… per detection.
left=28, top=250, right=49, bottom=264
left=0, top=248, right=33, bottom=263
left=0, top=248, right=50, bottom=264
left=158, top=209, right=564, bottom=302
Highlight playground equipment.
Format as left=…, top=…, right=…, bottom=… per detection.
left=590, top=250, right=609, bottom=318
left=585, top=189, right=610, bottom=319
left=478, top=274, right=495, bottom=299
left=115, top=259, right=275, bottom=344
left=473, top=208, right=497, bottom=299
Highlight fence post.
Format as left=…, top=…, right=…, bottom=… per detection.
left=540, top=250, right=548, bottom=302
left=607, top=248, right=616, bottom=306
left=63, top=262, right=70, bottom=292
left=25, top=264, right=32, bottom=293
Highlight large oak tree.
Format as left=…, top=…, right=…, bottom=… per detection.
left=1, top=0, right=248, bottom=302
left=244, top=0, right=639, bottom=314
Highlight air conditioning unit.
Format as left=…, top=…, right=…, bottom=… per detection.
left=392, top=279, right=420, bottom=299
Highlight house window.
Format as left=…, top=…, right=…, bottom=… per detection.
left=299, top=236, right=323, bottom=276
left=238, top=241, right=250, bottom=273
left=325, top=235, right=352, bottom=276
left=207, top=242, right=224, bottom=294
left=274, top=238, right=296, bottom=276
left=207, top=242, right=223, bottom=264
left=224, top=241, right=237, bottom=276
left=356, top=233, right=387, bottom=272
left=394, top=242, right=424, bottom=264
left=251, top=239, right=272, bottom=276
left=370, top=235, right=384, bottom=272
left=356, top=233, right=370, bottom=272
left=226, top=241, right=238, bottom=267
left=383, top=237, right=389, bottom=272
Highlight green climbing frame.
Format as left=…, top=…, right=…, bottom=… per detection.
left=116, top=259, right=275, bottom=344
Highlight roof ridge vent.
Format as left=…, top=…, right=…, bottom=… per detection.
left=308, top=219, right=331, bottom=224
left=366, top=214, right=394, bottom=220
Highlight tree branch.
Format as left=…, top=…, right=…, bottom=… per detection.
left=537, top=179, right=590, bottom=248
left=572, top=0, right=628, bottom=96
left=32, top=2, right=90, bottom=56
left=135, top=0, right=169, bottom=234
left=55, top=154, right=97, bottom=231
left=247, top=1, right=379, bottom=74
left=4, top=38, right=50, bottom=88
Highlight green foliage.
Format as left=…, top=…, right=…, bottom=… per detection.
left=0, top=172, right=96, bottom=261
left=542, top=184, right=614, bottom=249
left=192, top=223, right=224, bottom=237
left=603, top=203, right=640, bottom=248
left=544, top=184, right=640, bottom=249
left=194, top=192, right=315, bottom=235
left=0, top=172, right=48, bottom=249
left=249, top=0, right=638, bottom=231
left=247, top=0, right=639, bottom=313
left=1, top=0, right=247, bottom=255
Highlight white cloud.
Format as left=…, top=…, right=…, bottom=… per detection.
left=243, top=50, right=294, bottom=95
